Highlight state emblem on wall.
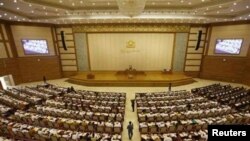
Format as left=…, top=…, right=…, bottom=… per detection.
left=126, top=40, right=135, bottom=48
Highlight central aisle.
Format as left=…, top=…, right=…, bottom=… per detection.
left=122, top=92, right=140, bottom=141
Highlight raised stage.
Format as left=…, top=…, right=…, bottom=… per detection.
left=67, top=71, right=195, bottom=87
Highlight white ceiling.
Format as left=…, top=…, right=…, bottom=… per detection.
left=0, top=0, right=250, bottom=24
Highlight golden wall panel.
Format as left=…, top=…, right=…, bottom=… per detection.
left=73, top=24, right=190, bottom=33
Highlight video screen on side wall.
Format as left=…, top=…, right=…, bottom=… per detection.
left=215, top=39, right=243, bottom=55
left=22, top=39, right=49, bottom=55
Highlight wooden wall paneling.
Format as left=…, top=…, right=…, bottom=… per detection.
left=184, top=26, right=208, bottom=77
left=0, top=24, right=10, bottom=58
left=0, top=58, right=22, bottom=84
left=4, top=24, right=18, bottom=58
left=17, top=56, right=62, bottom=82
left=56, top=27, right=77, bottom=77
left=200, top=56, right=246, bottom=83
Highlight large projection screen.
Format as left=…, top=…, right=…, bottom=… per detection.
left=88, top=33, right=174, bottom=71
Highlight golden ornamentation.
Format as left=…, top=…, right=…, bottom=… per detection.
left=126, top=40, right=135, bottom=48
left=72, top=24, right=190, bottom=33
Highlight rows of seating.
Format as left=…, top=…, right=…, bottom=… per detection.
left=141, top=130, right=208, bottom=141
left=0, top=84, right=125, bottom=141
left=10, top=110, right=122, bottom=134
left=0, top=91, right=29, bottom=110
left=136, top=89, right=250, bottom=141
left=0, top=118, right=121, bottom=141
left=191, top=84, right=250, bottom=112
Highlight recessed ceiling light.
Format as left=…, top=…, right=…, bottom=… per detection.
left=202, top=0, right=205, bottom=2
left=59, top=0, right=63, bottom=3
left=72, top=3, right=75, bottom=6
left=152, top=2, right=155, bottom=5
left=55, top=9, right=58, bottom=11
left=14, top=0, right=17, bottom=3
left=217, top=11, right=220, bottom=14
left=4, top=13, right=7, bottom=16
left=230, top=9, right=234, bottom=12
left=181, top=0, right=184, bottom=3
left=80, top=1, right=83, bottom=4
left=29, top=4, right=32, bottom=7
left=92, top=2, right=95, bottom=5
left=233, top=2, right=237, bottom=6
left=9, top=17, right=12, bottom=20
left=188, top=2, right=192, bottom=5
left=168, top=2, right=171, bottom=5
left=0, top=2, right=4, bottom=6
left=16, top=7, right=20, bottom=10
left=0, top=15, right=2, bottom=18
left=219, top=5, right=222, bottom=8
left=246, top=6, right=249, bottom=9
left=31, top=10, right=34, bottom=13
left=45, top=12, right=48, bottom=15
left=108, top=2, right=110, bottom=5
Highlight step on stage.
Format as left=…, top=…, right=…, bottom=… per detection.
left=67, top=71, right=195, bottom=87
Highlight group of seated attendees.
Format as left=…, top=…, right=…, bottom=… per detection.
left=0, top=118, right=121, bottom=141
left=0, top=103, right=14, bottom=117
left=21, top=87, right=55, bottom=99
left=5, top=88, right=43, bottom=104
left=141, top=130, right=208, bottom=141
left=191, top=84, right=250, bottom=111
left=10, top=110, right=122, bottom=134
left=0, top=84, right=125, bottom=141
left=0, top=91, right=29, bottom=110
left=136, top=90, right=250, bottom=141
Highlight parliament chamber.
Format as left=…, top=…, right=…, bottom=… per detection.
left=0, top=0, right=250, bottom=141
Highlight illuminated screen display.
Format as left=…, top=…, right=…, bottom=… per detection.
left=215, top=39, right=243, bottom=54
left=22, top=39, right=49, bottom=55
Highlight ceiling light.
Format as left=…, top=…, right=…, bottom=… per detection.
left=16, top=7, right=20, bottom=10
left=14, top=0, right=17, bottom=3
left=217, top=11, right=220, bottom=14
left=45, top=12, right=48, bottom=15
left=72, top=3, right=75, bottom=6
left=4, top=13, right=7, bottom=16
left=246, top=6, right=249, bottom=9
left=219, top=5, right=222, bottom=8
left=233, top=2, right=237, bottom=6
left=0, top=15, right=2, bottom=18
left=80, top=1, right=83, bottom=4
left=59, top=0, right=63, bottom=3
left=92, top=2, right=95, bottom=5
left=43, top=6, right=46, bottom=9
left=202, top=0, right=205, bottom=2
left=168, top=2, right=170, bottom=5
left=108, top=2, right=110, bottom=5
left=31, top=10, right=34, bottom=13
left=188, top=2, right=192, bottom=5
left=0, top=2, right=4, bottom=6
left=230, top=9, right=234, bottom=12
left=29, top=4, right=32, bottom=7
